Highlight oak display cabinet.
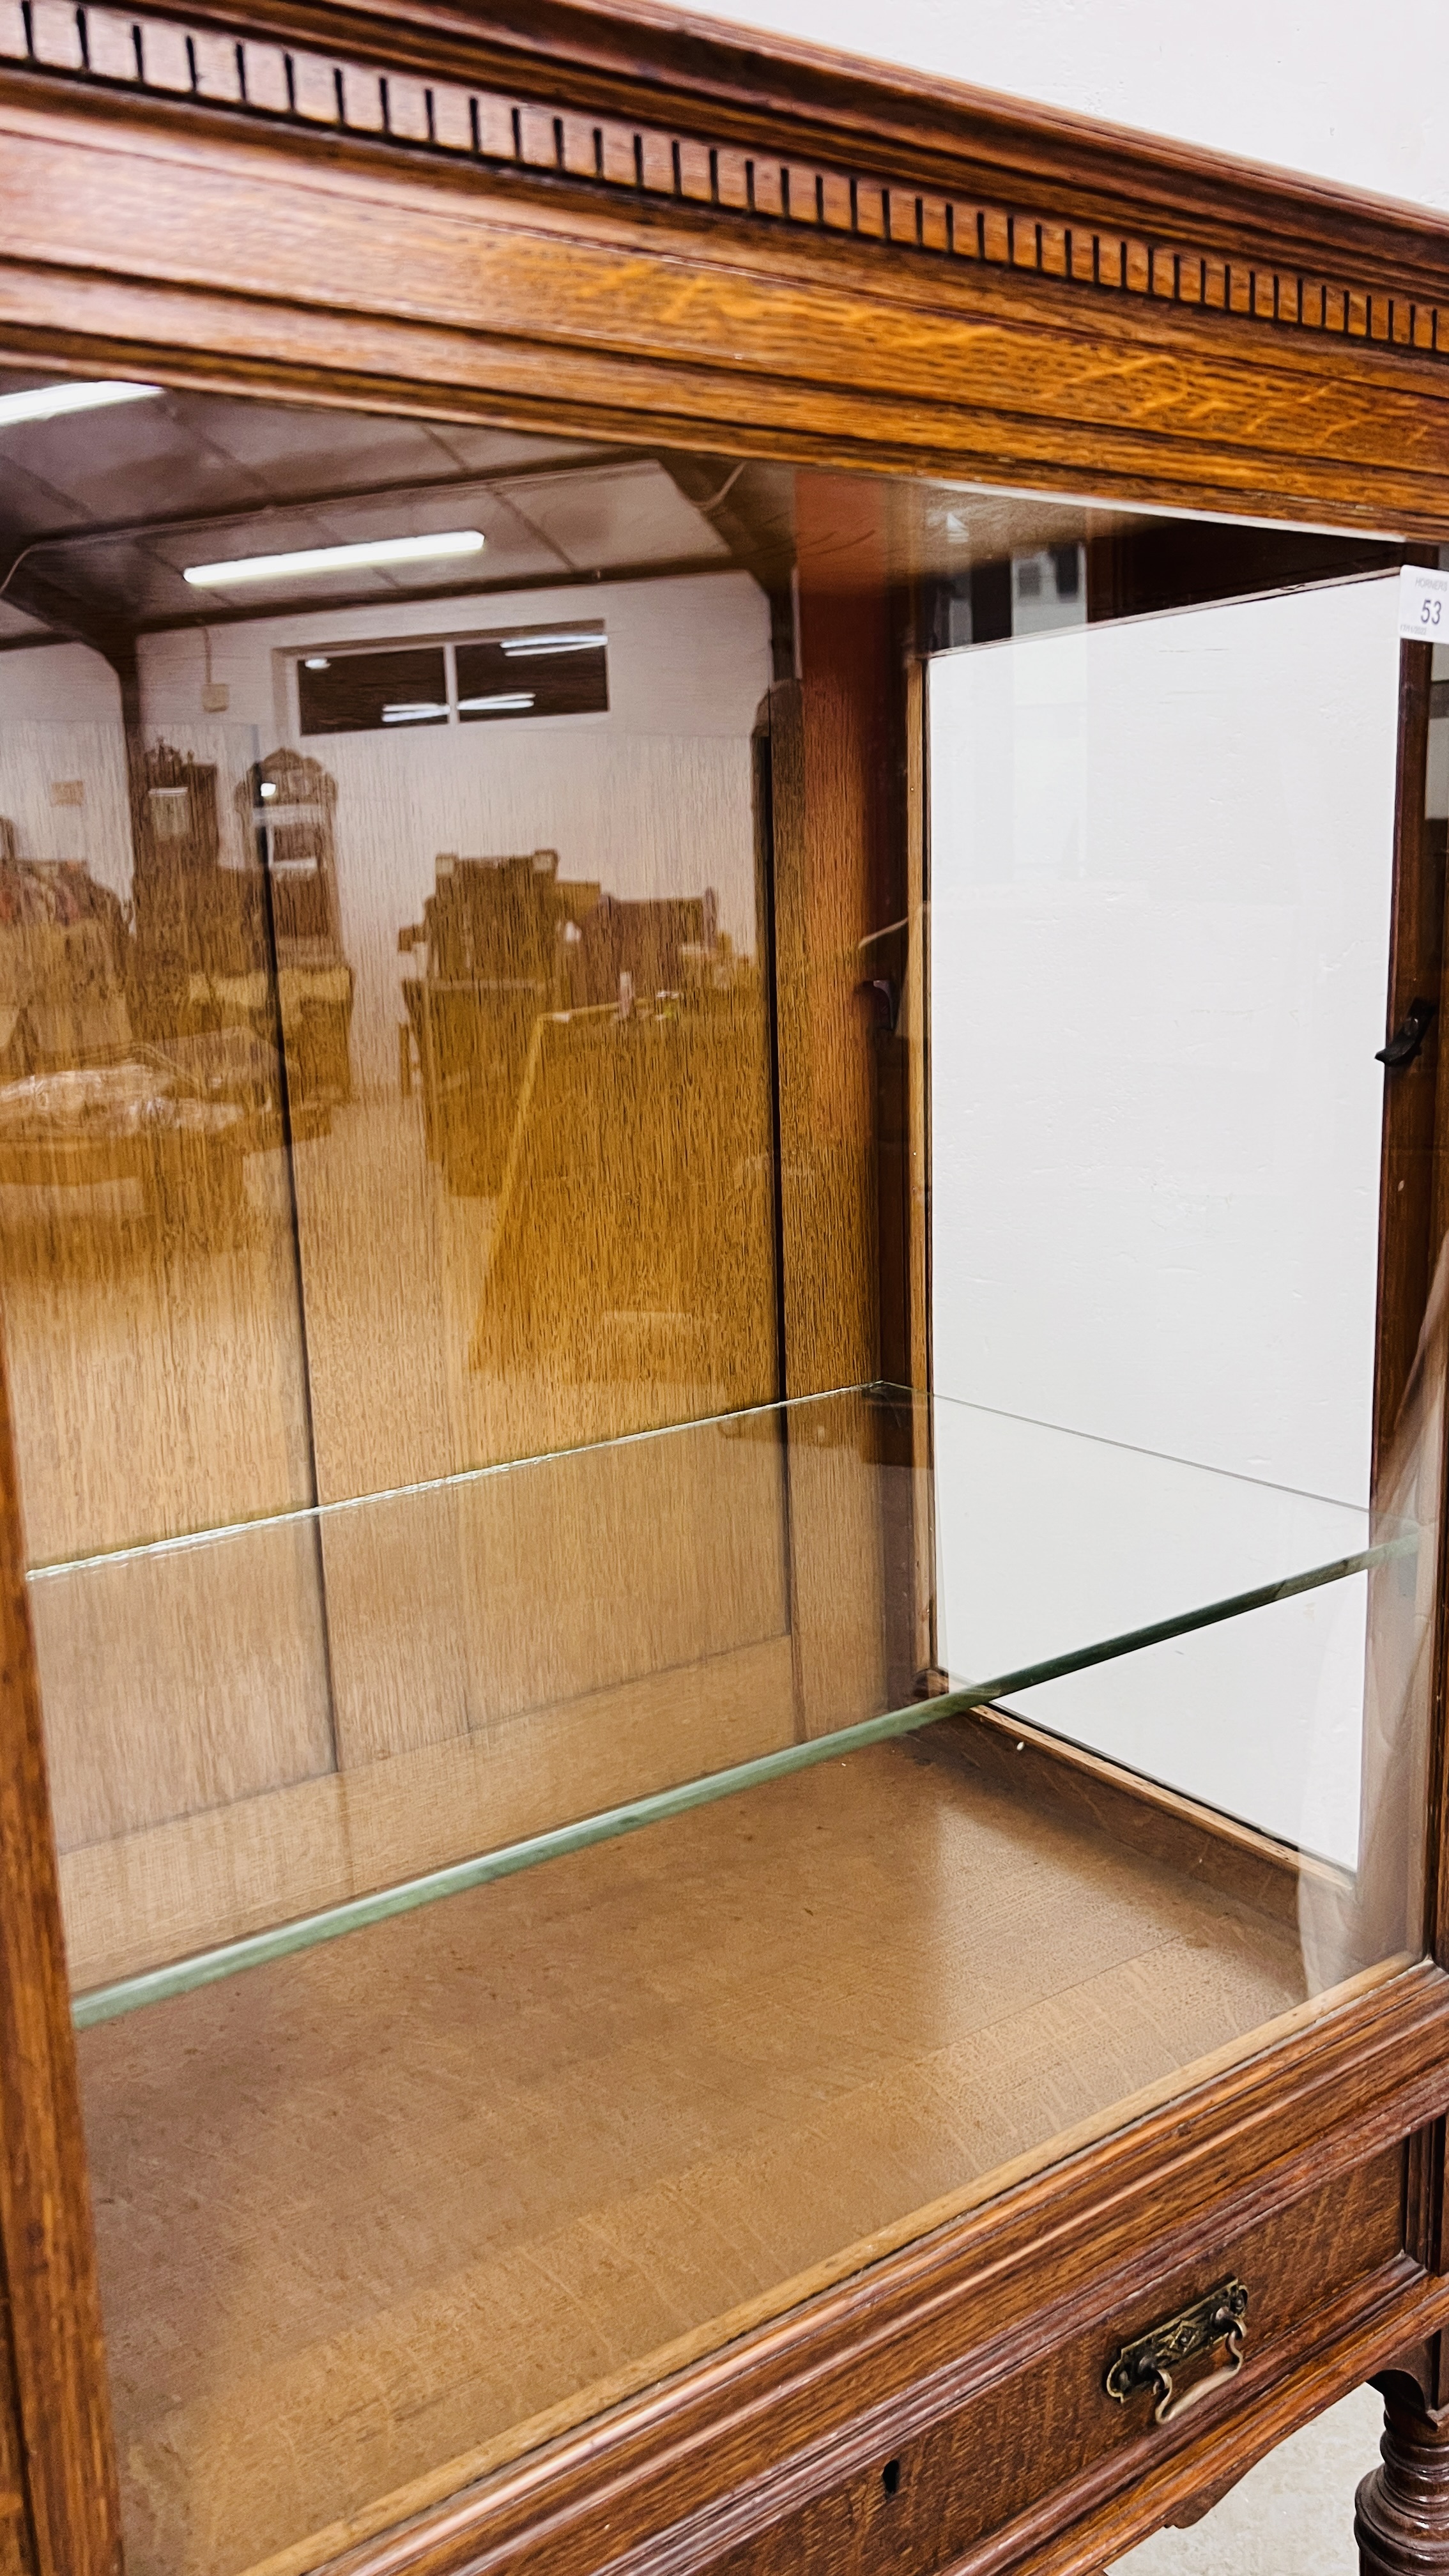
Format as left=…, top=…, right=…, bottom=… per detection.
left=3, top=10, right=1449, bottom=2576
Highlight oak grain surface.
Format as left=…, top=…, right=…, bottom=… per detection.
left=697, top=2147, right=1404, bottom=2576
left=79, top=1731, right=1308, bottom=2576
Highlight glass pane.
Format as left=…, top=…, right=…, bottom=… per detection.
left=0, top=709, right=334, bottom=1909
left=0, top=374, right=1430, bottom=2576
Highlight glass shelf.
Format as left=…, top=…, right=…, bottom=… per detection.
left=44, top=1382, right=1415, bottom=2025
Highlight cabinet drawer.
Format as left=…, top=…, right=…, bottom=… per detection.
left=704, top=2145, right=1406, bottom=2576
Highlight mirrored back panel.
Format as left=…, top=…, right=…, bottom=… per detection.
left=0, top=371, right=1434, bottom=2576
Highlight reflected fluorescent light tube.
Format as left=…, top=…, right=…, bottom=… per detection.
left=0, top=380, right=163, bottom=427
left=184, top=530, right=486, bottom=588
left=458, top=693, right=535, bottom=712
left=499, top=632, right=605, bottom=657
left=381, top=703, right=449, bottom=724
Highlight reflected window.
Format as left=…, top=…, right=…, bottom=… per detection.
left=456, top=625, right=608, bottom=722
left=297, top=643, right=448, bottom=735
left=295, top=624, right=608, bottom=735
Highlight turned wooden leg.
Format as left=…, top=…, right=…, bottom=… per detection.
left=1357, top=2394, right=1449, bottom=2573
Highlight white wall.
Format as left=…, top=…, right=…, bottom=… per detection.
left=0, top=645, right=131, bottom=893
left=687, top=0, right=1449, bottom=214
left=135, top=572, right=767, bottom=753
left=0, top=641, right=119, bottom=726
left=928, top=573, right=1404, bottom=1861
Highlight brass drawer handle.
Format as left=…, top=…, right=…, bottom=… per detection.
left=1105, top=2279, right=1248, bottom=2426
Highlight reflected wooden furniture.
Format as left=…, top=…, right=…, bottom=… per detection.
left=399, top=848, right=587, bottom=1194
left=6, top=9, right=1449, bottom=2576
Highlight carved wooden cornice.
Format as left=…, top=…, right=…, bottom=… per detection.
left=4, top=0, right=1448, bottom=365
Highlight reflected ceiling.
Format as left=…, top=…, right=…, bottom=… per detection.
left=0, top=376, right=777, bottom=650
left=0, top=372, right=1402, bottom=666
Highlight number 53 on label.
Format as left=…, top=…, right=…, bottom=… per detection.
left=1399, top=564, right=1449, bottom=638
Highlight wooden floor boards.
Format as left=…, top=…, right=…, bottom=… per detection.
left=76, top=1733, right=1308, bottom=2576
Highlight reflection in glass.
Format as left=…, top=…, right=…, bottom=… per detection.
left=0, top=375, right=1429, bottom=2576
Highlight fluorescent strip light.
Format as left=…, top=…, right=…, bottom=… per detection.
left=184, top=530, right=485, bottom=589
left=458, top=693, right=535, bottom=713
left=381, top=702, right=449, bottom=724
left=0, top=380, right=163, bottom=429
left=499, top=632, right=605, bottom=657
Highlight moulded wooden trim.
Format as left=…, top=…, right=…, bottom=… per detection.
left=4, top=0, right=1449, bottom=368
left=309, top=2261, right=1445, bottom=2576
left=4, top=85, right=1449, bottom=540
left=958, top=2264, right=1449, bottom=2576
left=231, top=0, right=1449, bottom=287
left=574, top=2255, right=1443, bottom=2576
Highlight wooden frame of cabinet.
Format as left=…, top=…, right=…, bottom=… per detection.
left=6, top=7, right=1449, bottom=2574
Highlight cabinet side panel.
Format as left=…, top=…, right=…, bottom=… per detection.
left=0, top=2273, right=34, bottom=2576
left=0, top=1340, right=121, bottom=2576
